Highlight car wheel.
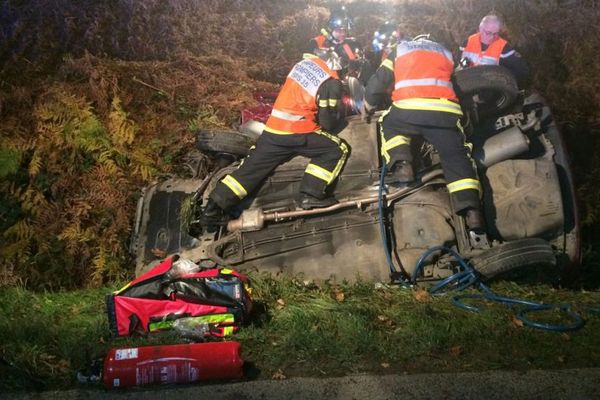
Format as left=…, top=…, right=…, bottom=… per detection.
left=469, top=238, right=556, bottom=281
left=454, top=65, right=519, bottom=118
left=196, top=129, right=256, bottom=158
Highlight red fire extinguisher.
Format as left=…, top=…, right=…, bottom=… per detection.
left=102, top=341, right=243, bottom=388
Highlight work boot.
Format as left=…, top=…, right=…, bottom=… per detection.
left=465, top=208, right=486, bottom=233
left=200, top=198, right=230, bottom=226
left=298, top=193, right=338, bottom=210
left=385, top=161, right=415, bottom=190
left=392, top=161, right=415, bottom=183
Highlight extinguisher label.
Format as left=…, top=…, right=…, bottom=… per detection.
left=115, top=348, right=139, bottom=360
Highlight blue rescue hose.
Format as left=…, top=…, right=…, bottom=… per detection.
left=413, top=245, right=589, bottom=332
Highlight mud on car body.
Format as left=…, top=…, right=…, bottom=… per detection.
left=130, top=66, right=580, bottom=283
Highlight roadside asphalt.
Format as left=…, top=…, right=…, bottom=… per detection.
left=3, top=368, right=600, bottom=400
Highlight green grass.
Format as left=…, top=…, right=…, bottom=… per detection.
left=1, top=275, right=599, bottom=392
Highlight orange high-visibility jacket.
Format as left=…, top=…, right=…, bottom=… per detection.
left=265, top=57, right=339, bottom=135
left=391, top=40, right=457, bottom=102
left=462, top=33, right=507, bottom=66
left=314, top=34, right=357, bottom=61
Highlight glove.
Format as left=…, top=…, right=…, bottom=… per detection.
left=361, top=101, right=376, bottom=124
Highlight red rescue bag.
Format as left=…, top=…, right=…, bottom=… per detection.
left=106, top=257, right=252, bottom=338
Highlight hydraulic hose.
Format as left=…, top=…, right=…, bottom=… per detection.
left=413, top=245, right=588, bottom=332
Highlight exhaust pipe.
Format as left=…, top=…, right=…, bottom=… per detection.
left=227, top=169, right=444, bottom=232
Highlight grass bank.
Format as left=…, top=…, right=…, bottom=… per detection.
left=1, top=275, right=599, bottom=392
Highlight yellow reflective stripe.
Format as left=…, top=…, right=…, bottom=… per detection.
left=306, top=163, right=334, bottom=183
left=382, top=59, right=394, bottom=70
left=456, top=119, right=464, bottom=134
left=264, top=126, right=295, bottom=135
left=222, top=175, right=247, bottom=199
left=303, top=53, right=318, bottom=59
left=319, top=99, right=338, bottom=107
left=380, top=130, right=391, bottom=163
left=223, top=326, right=234, bottom=336
left=447, top=178, right=481, bottom=193
left=114, top=282, right=131, bottom=295
left=314, top=130, right=349, bottom=181
left=393, top=98, right=463, bottom=115
left=220, top=268, right=233, bottom=274
left=383, top=135, right=411, bottom=152
left=196, top=313, right=235, bottom=324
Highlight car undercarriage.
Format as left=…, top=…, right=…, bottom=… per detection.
left=130, top=66, right=580, bottom=284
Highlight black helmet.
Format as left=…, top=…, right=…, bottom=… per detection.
left=328, top=7, right=353, bottom=32
left=372, top=20, right=400, bottom=53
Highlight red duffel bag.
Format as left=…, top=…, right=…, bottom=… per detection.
left=106, top=256, right=252, bottom=339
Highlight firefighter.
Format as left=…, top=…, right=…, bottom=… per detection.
left=371, top=20, right=403, bottom=62
left=460, top=14, right=529, bottom=86
left=305, top=7, right=372, bottom=84
left=363, top=37, right=485, bottom=233
left=201, top=52, right=349, bottom=224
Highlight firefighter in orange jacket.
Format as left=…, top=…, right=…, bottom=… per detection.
left=202, top=53, right=348, bottom=223
left=364, top=37, right=485, bottom=233
left=305, top=7, right=372, bottom=84
left=460, top=14, right=529, bottom=86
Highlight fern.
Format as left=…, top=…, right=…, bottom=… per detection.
left=2, top=219, right=34, bottom=242
left=109, top=97, right=137, bottom=147
left=28, top=148, right=42, bottom=178
left=90, top=246, right=107, bottom=286
left=0, top=147, right=21, bottom=178
left=19, top=188, right=46, bottom=217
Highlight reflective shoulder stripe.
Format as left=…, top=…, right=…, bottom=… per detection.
left=396, top=40, right=453, bottom=62
left=382, top=58, right=394, bottom=70
left=395, top=78, right=453, bottom=90
left=303, top=53, right=317, bottom=59
left=447, top=178, right=481, bottom=193
left=393, top=98, right=463, bottom=115
left=271, top=108, right=305, bottom=121
left=500, top=49, right=516, bottom=58
left=222, top=175, right=248, bottom=199
left=305, top=163, right=334, bottom=183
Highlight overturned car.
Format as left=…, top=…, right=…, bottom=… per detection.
left=130, top=66, right=580, bottom=283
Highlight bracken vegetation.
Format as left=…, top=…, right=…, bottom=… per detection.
left=1, top=0, right=599, bottom=288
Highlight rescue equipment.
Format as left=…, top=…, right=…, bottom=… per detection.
left=106, top=257, right=252, bottom=338
left=102, top=341, right=243, bottom=388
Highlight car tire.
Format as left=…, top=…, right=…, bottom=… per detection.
left=196, top=129, right=256, bottom=158
left=469, top=238, right=556, bottom=281
left=454, top=65, right=519, bottom=118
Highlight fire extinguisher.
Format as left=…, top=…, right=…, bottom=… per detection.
left=102, top=341, right=243, bottom=388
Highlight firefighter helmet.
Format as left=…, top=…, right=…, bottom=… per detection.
left=372, top=20, right=401, bottom=53
left=328, top=7, right=353, bottom=32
